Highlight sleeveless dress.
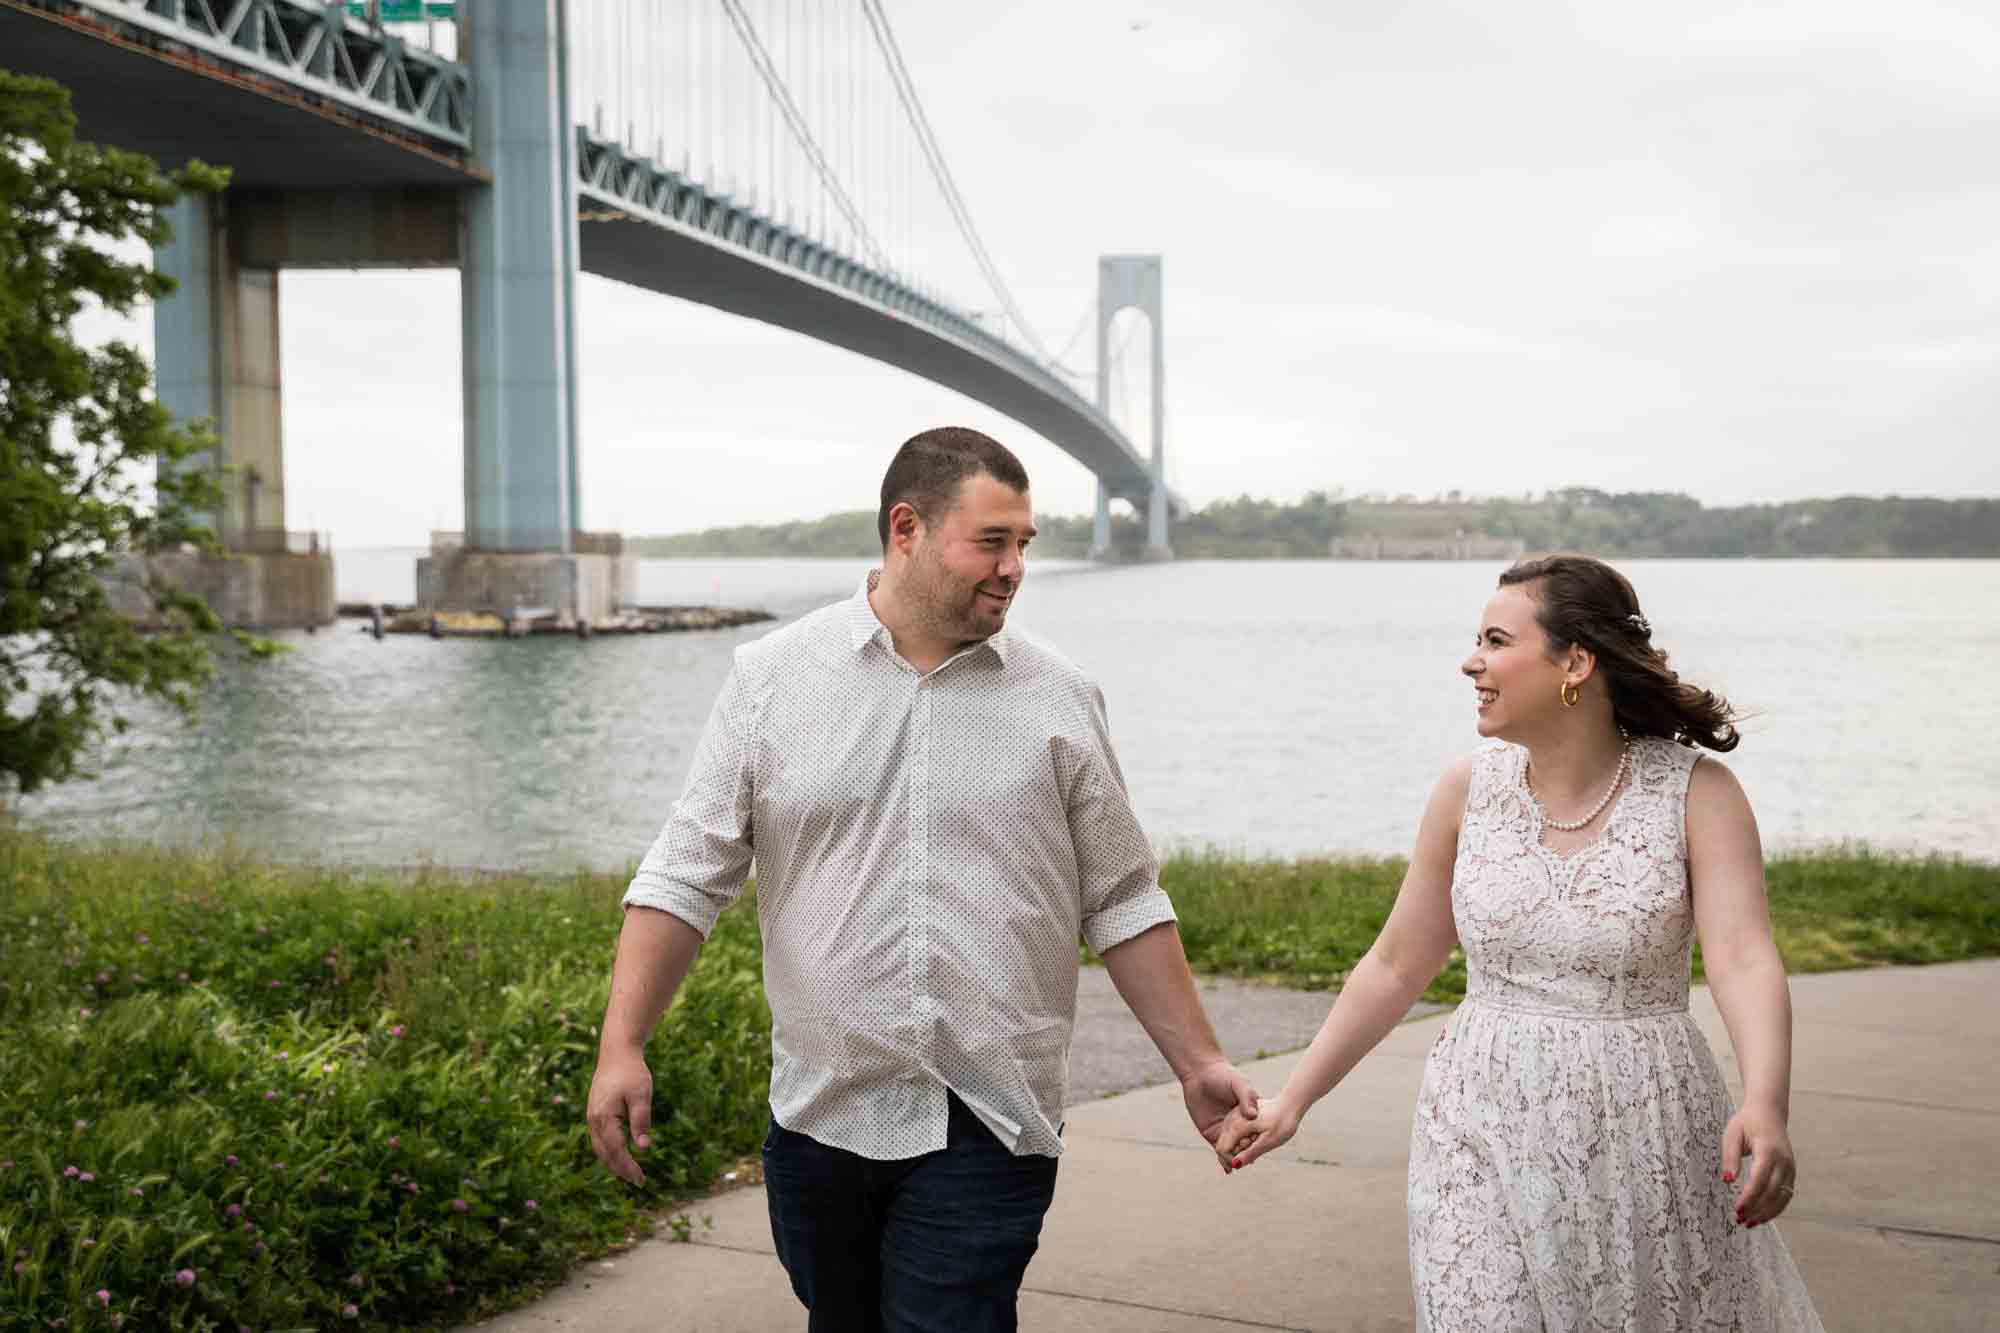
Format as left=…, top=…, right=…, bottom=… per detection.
left=1407, top=738, right=1823, bottom=1332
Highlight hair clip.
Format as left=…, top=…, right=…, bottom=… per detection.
left=1626, top=613, right=1652, bottom=636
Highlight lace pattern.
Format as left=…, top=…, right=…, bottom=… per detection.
left=1407, top=738, right=1823, bottom=1331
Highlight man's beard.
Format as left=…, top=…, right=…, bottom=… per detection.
left=907, top=538, right=1007, bottom=642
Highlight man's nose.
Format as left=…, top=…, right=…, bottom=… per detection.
left=997, top=546, right=1024, bottom=580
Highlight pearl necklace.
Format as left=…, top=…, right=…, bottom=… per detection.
left=1536, top=734, right=1632, bottom=832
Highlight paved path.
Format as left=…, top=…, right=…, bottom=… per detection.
left=477, top=961, right=1998, bottom=1332
left=1069, top=966, right=1443, bottom=1105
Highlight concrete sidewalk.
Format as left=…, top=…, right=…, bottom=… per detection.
left=478, top=961, right=1999, bottom=1332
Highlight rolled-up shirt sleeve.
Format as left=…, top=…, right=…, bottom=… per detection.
left=1070, top=684, right=1176, bottom=956
left=623, top=661, right=755, bottom=937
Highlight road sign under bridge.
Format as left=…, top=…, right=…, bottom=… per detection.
left=346, top=2, right=455, bottom=22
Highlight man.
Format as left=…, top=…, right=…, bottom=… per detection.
left=586, top=427, right=1255, bottom=1332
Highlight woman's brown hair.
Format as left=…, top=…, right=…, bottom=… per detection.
left=1497, top=554, right=1741, bottom=752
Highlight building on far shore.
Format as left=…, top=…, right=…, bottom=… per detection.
left=1328, top=535, right=1527, bottom=560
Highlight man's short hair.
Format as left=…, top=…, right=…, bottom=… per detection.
left=877, top=427, right=1030, bottom=548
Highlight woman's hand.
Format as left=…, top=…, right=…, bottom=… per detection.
left=1215, top=1092, right=1303, bottom=1172
left=1722, top=1101, right=1796, bottom=1227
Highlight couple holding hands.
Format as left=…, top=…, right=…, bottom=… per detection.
left=586, top=428, right=1823, bottom=1331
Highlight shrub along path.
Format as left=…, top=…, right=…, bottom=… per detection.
left=0, top=835, right=769, bottom=1331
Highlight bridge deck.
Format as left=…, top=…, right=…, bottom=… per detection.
left=581, top=201, right=1158, bottom=506
left=0, top=0, right=478, bottom=188
left=5, top=0, right=1171, bottom=514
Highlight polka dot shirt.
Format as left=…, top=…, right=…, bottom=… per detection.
left=624, top=573, right=1176, bottom=1160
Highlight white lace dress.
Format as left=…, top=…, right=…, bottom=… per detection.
left=1408, top=738, right=1823, bottom=1332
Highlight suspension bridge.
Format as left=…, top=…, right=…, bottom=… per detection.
left=0, top=0, right=1178, bottom=627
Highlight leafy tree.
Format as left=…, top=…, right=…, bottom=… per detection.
left=1, top=70, right=235, bottom=798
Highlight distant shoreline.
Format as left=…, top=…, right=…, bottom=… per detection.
left=337, top=547, right=1999, bottom=562
left=622, top=491, right=2000, bottom=561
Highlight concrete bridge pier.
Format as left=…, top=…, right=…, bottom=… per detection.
left=1097, top=255, right=1171, bottom=560
left=416, top=0, right=622, bottom=629
left=148, top=191, right=333, bottom=628
left=1090, top=483, right=1113, bottom=559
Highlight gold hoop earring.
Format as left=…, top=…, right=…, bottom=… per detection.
left=1560, top=682, right=1581, bottom=708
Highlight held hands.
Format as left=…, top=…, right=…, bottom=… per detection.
left=1721, top=1102, right=1797, bottom=1227
left=586, top=1049, right=655, bottom=1185
left=1181, top=1060, right=1260, bottom=1173
left=1213, top=1091, right=1301, bottom=1172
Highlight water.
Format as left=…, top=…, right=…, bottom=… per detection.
left=16, top=557, right=1998, bottom=871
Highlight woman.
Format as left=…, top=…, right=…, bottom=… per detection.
left=1217, top=554, right=1822, bottom=1331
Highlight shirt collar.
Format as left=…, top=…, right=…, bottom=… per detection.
left=849, top=569, right=1011, bottom=668
left=847, top=571, right=890, bottom=653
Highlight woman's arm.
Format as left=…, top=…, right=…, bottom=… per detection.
left=1219, top=755, right=1471, bottom=1168
left=1687, top=756, right=1799, bottom=1227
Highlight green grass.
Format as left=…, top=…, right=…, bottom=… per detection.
left=1154, top=854, right=1447, bottom=995
left=0, top=833, right=769, bottom=1331
left=1759, top=847, right=2000, bottom=973
left=1155, top=847, right=2000, bottom=1001
left=3, top=832, right=1994, bottom=1329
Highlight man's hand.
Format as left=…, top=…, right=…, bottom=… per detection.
left=589, top=908, right=707, bottom=1185
left=1181, top=1060, right=1259, bottom=1173
left=586, top=1049, right=655, bottom=1185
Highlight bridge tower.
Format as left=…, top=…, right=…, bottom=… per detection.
left=415, top=0, right=626, bottom=625
left=1095, top=255, right=1170, bottom=560
left=461, top=0, right=578, bottom=554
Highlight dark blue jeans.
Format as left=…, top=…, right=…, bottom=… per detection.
left=762, top=1094, right=1060, bottom=1332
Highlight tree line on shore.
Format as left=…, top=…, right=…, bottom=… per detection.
left=628, top=490, right=2000, bottom=560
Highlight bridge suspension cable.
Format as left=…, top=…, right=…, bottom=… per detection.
left=718, top=0, right=888, bottom=269
left=855, top=0, right=1056, bottom=366
left=1046, top=298, right=1098, bottom=389
left=564, top=2, right=1069, bottom=378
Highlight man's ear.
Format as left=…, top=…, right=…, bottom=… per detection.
left=886, top=501, right=923, bottom=556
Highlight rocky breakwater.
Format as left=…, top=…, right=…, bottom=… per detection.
left=338, top=604, right=775, bottom=638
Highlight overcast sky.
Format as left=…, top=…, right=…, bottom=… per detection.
left=94, top=0, right=2000, bottom=545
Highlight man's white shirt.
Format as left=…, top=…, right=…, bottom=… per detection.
left=624, top=574, right=1175, bottom=1159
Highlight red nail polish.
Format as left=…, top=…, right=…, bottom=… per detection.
left=1232, top=1158, right=1243, bottom=1169
left=1722, top=1172, right=1735, bottom=1184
